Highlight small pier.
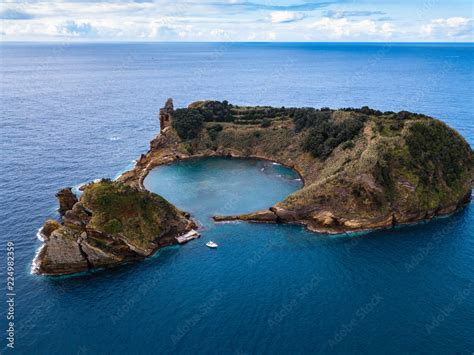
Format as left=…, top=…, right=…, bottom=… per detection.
left=175, top=229, right=200, bottom=244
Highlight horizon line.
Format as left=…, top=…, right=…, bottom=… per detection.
left=2, top=40, right=473, bottom=44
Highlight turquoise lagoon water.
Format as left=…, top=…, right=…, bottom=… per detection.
left=144, top=158, right=303, bottom=226
left=0, top=43, right=473, bottom=354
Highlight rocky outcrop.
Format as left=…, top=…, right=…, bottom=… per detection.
left=159, top=98, right=173, bottom=133
left=118, top=99, right=474, bottom=235
left=214, top=209, right=279, bottom=223
left=33, top=180, right=195, bottom=276
left=55, top=187, right=78, bottom=215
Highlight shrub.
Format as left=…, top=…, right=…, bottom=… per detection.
left=341, top=140, right=355, bottom=150
left=293, top=108, right=332, bottom=133
left=103, top=219, right=122, bottom=234
left=261, top=118, right=271, bottom=128
left=172, top=108, right=204, bottom=139
left=390, top=120, right=404, bottom=131
left=208, top=123, right=223, bottom=132
left=340, top=106, right=382, bottom=116
left=303, top=117, right=366, bottom=159
left=396, top=111, right=411, bottom=120
left=375, top=120, right=384, bottom=133
left=196, top=101, right=233, bottom=122
left=406, top=121, right=471, bottom=187
left=207, top=124, right=223, bottom=140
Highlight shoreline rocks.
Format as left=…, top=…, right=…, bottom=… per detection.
left=33, top=180, right=196, bottom=276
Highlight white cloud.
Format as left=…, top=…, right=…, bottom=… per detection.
left=246, top=30, right=277, bottom=41
left=265, top=31, right=277, bottom=40
left=324, top=10, right=386, bottom=19
left=308, top=18, right=394, bottom=38
left=0, top=1, right=471, bottom=42
left=269, top=11, right=304, bottom=24
left=57, top=21, right=96, bottom=37
left=421, top=17, right=473, bottom=38
left=210, top=28, right=230, bottom=38
left=381, top=23, right=394, bottom=36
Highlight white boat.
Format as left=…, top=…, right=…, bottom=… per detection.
left=206, top=241, right=218, bottom=248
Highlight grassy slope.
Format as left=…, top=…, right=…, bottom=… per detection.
left=81, top=180, right=188, bottom=251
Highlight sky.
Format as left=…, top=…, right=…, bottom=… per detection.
left=0, top=0, right=473, bottom=42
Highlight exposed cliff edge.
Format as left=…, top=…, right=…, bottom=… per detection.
left=118, top=99, right=473, bottom=234
left=33, top=180, right=195, bottom=276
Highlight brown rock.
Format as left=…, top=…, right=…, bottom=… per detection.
left=34, top=179, right=196, bottom=276
left=55, top=188, right=78, bottom=215
left=33, top=228, right=89, bottom=275
left=243, top=209, right=278, bottom=222
left=213, top=209, right=278, bottom=223
left=41, top=220, right=61, bottom=239
left=213, top=215, right=240, bottom=222
left=311, top=211, right=337, bottom=227
left=159, top=98, right=173, bottom=132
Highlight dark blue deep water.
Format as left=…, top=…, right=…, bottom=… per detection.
left=0, top=43, right=473, bottom=354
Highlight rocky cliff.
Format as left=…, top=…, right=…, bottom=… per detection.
left=118, top=99, right=473, bottom=234
left=33, top=180, right=195, bottom=276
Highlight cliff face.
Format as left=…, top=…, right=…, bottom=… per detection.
left=56, top=188, right=78, bottom=215
left=118, top=99, right=473, bottom=234
left=33, top=180, right=195, bottom=276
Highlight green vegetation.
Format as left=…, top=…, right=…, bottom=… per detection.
left=206, top=123, right=223, bottom=140
left=172, top=108, right=204, bottom=139
left=405, top=120, right=472, bottom=189
left=102, top=219, right=122, bottom=234
left=81, top=180, right=184, bottom=250
left=261, top=118, right=271, bottom=128
left=302, top=114, right=366, bottom=159
left=191, top=100, right=233, bottom=122
left=341, top=140, right=355, bottom=150
left=171, top=101, right=434, bottom=162
left=188, top=100, right=291, bottom=124
left=363, top=119, right=473, bottom=210
left=292, top=108, right=332, bottom=132
left=86, top=236, right=114, bottom=253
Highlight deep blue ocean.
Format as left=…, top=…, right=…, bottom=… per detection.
left=0, top=43, right=473, bottom=354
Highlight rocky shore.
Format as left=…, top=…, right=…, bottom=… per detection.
left=33, top=180, right=195, bottom=276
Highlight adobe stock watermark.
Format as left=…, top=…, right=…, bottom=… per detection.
left=5, top=241, right=16, bottom=349
left=267, top=274, right=322, bottom=328
left=171, top=289, right=226, bottom=345
left=425, top=282, right=473, bottom=335
left=404, top=212, right=467, bottom=273
left=328, top=293, right=383, bottom=348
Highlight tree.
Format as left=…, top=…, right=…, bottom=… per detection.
left=172, top=109, right=204, bottom=139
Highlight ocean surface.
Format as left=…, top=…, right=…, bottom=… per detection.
left=0, top=42, right=473, bottom=354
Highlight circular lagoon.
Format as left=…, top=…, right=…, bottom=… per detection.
left=144, top=157, right=302, bottom=226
